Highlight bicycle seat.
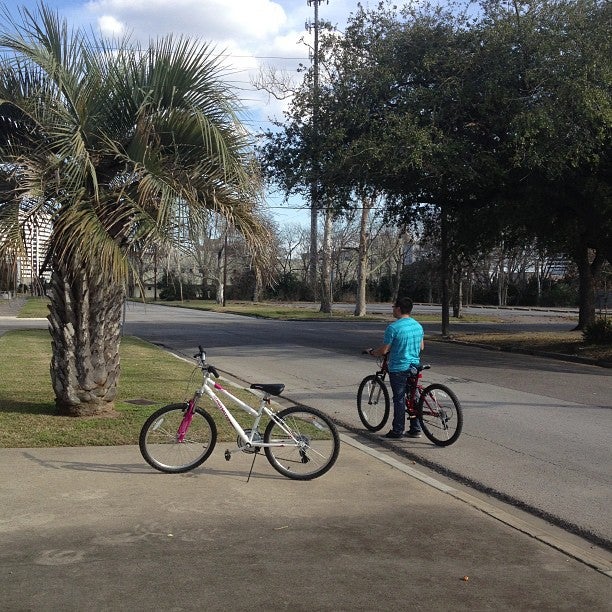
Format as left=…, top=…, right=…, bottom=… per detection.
left=409, top=364, right=430, bottom=375
left=250, top=383, right=285, bottom=396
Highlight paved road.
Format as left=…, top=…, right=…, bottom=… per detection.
left=2, top=302, right=610, bottom=549
left=121, top=302, right=612, bottom=550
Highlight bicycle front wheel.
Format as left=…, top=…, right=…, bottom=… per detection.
left=417, top=384, right=463, bottom=446
left=357, top=375, right=390, bottom=431
left=264, top=406, right=340, bottom=480
left=139, top=403, right=217, bottom=473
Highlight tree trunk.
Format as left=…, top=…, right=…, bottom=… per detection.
left=466, top=270, right=473, bottom=306
left=574, top=238, right=604, bottom=330
left=497, top=258, right=507, bottom=306
left=253, top=268, right=262, bottom=302
left=354, top=195, right=372, bottom=317
left=440, top=208, right=450, bottom=337
left=319, top=207, right=333, bottom=314
left=392, top=233, right=405, bottom=304
left=309, top=203, right=318, bottom=301
left=452, top=268, right=463, bottom=318
left=216, top=279, right=224, bottom=305
left=153, top=248, right=158, bottom=301
left=216, top=245, right=224, bottom=305
left=47, top=260, right=124, bottom=416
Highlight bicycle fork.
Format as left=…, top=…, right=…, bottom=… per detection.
left=176, top=399, right=197, bottom=443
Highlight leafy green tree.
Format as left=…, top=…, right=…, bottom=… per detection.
left=479, top=0, right=611, bottom=328
left=335, top=0, right=610, bottom=329
left=260, top=5, right=431, bottom=315
left=356, top=3, right=508, bottom=333
left=262, top=0, right=609, bottom=329
left=0, top=3, right=270, bottom=415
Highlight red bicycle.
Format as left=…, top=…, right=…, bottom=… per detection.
left=357, top=353, right=463, bottom=446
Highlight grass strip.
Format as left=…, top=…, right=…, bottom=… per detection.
left=16, top=297, right=49, bottom=318
left=18, top=295, right=491, bottom=323
left=450, top=331, right=611, bottom=362
left=0, top=329, right=265, bottom=448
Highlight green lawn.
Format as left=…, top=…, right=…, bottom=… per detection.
left=0, top=329, right=262, bottom=448
left=17, top=295, right=490, bottom=323
left=16, top=296, right=50, bottom=318
left=450, top=330, right=612, bottom=362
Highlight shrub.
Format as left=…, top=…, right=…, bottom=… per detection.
left=583, top=318, right=612, bottom=345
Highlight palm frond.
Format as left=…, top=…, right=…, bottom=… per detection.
left=0, top=4, right=270, bottom=283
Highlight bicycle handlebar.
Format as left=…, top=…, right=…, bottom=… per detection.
left=361, top=349, right=430, bottom=372
left=194, top=345, right=219, bottom=378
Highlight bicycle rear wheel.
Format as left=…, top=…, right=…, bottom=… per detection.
left=417, top=384, right=463, bottom=446
left=264, top=406, right=340, bottom=480
left=139, top=403, right=217, bottom=473
left=357, top=375, right=390, bottom=431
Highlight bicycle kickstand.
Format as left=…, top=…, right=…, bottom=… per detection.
left=246, top=449, right=260, bottom=483
left=224, top=445, right=260, bottom=483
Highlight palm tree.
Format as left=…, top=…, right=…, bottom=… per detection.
left=0, top=3, right=270, bottom=416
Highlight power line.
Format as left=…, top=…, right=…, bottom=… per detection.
left=219, top=54, right=308, bottom=61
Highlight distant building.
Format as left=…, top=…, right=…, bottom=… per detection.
left=17, top=214, right=52, bottom=291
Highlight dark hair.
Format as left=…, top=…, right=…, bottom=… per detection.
left=394, top=297, right=414, bottom=315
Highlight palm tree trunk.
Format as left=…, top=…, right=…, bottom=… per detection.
left=47, top=260, right=124, bottom=416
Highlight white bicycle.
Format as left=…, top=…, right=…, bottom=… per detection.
left=139, top=346, right=340, bottom=480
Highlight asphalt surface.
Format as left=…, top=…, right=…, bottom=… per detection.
left=117, top=301, right=612, bottom=548
left=1, top=438, right=611, bottom=611
left=1, top=297, right=611, bottom=610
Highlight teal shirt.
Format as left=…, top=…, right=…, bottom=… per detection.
left=383, top=316, right=423, bottom=372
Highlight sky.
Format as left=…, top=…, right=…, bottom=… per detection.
left=4, top=0, right=366, bottom=227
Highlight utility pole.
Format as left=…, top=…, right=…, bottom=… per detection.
left=306, top=0, right=327, bottom=300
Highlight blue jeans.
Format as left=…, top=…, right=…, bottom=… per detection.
left=388, top=370, right=421, bottom=434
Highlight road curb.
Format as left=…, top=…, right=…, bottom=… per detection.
left=340, top=432, right=612, bottom=578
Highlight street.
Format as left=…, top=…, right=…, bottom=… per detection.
left=1, top=301, right=610, bottom=550
left=122, top=302, right=612, bottom=550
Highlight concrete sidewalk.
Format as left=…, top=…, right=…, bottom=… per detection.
left=0, top=295, right=27, bottom=314
left=1, top=435, right=610, bottom=611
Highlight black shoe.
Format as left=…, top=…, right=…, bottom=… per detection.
left=384, top=430, right=403, bottom=439
left=405, top=430, right=422, bottom=438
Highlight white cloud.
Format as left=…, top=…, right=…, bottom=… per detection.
left=87, top=0, right=287, bottom=43
left=83, top=0, right=318, bottom=124
left=97, top=14, right=125, bottom=37
left=80, top=0, right=352, bottom=222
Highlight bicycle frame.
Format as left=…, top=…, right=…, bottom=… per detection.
left=188, top=371, right=299, bottom=450
left=358, top=351, right=462, bottom=445
left=376, top=354, right=425, bottom=416
left=140, top=347, right=341, bottom=479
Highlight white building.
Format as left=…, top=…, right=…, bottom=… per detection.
left=6, top=211, right=53, bottom=294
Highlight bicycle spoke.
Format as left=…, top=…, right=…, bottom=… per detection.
left=357, top=375, right=389, bottom=431
left=418, top=384, right=463, bottom=446
left=264, top=407, right=340, bottom=480
left=139, top=405, right=217, bottom=473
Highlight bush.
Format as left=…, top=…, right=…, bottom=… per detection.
left=583, top=318, right=612, bottom=345
left=159, top=282, right=198, bottom=300
left=264, top=272, right=312, bottom=301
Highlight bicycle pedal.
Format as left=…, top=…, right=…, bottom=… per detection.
left=224, top=449, right=231, bottom=461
